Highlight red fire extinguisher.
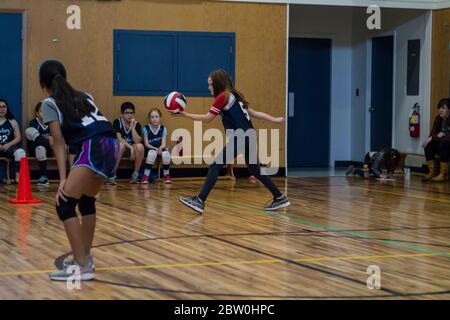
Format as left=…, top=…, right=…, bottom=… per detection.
left=409, top=103, right=420, bottom=138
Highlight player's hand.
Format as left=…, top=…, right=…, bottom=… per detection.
left=130, top=118, right=137, bottom=128
left=422, top=137, right=432, bottom=148
left=437, top=132, right=446, bottom=138
left=275, top=117, right=285, bottom=124
left=56, top=179, right=68, bottom=206
left=157, top=148, right=162, bottom=156
left=0, top=143, right=10, bottom=151
left=170, top=110, right=184, bottom=117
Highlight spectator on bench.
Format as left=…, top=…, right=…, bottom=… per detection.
left=423, top=98, right=450, bottom=182
left=108, top=102, right=144, bottom=184
left=142, top=108, right=172, bottom=184
left=0, top=99, right=26, bottom=183
left=25, top=102, right=54, bottom=186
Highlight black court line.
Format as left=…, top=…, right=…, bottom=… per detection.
left=13, top=180, right=450, bottom=199
left=86, top=198, right=450, bottom=250
left=3, top=182, right=351, bottom=195
left=55, top=227, right=450, bottom=269
left=207, top=235, right=402, bottom=296
left=90, top=279, right=450, bottom=299
left=10, top=177, right=450, bottom=197
left=383, top=183, right=450, bottom=196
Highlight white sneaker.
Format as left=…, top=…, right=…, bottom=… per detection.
left=50, top=261, right=95, bottom=281
left=62, top=255, right=95, bottom=271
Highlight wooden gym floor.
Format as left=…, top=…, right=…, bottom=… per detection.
left=0, top=176, right=449, bottom=299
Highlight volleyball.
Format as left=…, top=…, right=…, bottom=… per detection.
left=164, top=91, right=187, bottom=112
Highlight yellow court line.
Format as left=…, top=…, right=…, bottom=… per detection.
left=353, top=186, right=450, bottom=204
left=0, top=251, right=447, bottom=277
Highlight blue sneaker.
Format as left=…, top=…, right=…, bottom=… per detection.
left=37, top=176, right=50, bottom=187
left=130, top=172, right=140, bottom=184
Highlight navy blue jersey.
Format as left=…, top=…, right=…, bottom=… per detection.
left=208, top=93, right=254, bottom=131
left=29, top=118, right=50, bottom=137
left=42, top=93, right=115, bottom=146
left=113, top=118, right=142, bottom=145
left=143, top=124, right=167, bottom=149
left=0, top=119, right=15, bottom=145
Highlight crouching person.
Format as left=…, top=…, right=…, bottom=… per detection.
left=346, top=148, right=400, bottom=179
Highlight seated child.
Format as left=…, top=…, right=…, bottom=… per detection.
left=110, top=102, right=145, bottom=184
left=0, top=99, right=26, bottom=183
left=25, top=102, right=53, bottom=186
left=141, top=108, right=172, bottom=184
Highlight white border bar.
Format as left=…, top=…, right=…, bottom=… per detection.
left=215, top=0, right=450, bottom=10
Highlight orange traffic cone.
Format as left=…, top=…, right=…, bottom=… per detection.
left=8, top=158, right=42, bottom=204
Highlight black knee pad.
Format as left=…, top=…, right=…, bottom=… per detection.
left=78, top=195, right=96, bottom=216
left=56, top=196, right=79, bottom=221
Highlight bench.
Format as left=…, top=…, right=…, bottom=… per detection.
left=399, top=152, right=425, bottom=170
left=0, top=157, right=58, bottom=184
left=159, top=155, right=236, bottom=181
left=0, top=157, right=11, bottom=184
left=0, top=155, right=236, bottom=184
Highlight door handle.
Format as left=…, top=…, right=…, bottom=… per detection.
left=288, top=92, right=295, bottom=118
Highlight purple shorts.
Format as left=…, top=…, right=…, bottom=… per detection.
left=73, top=135, right=119, bottom=179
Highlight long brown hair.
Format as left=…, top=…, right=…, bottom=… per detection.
left=382, top=148, right=400, bottom=174
left=39, top=60, right=95, bottom=121
left=34, top=102, right=42, bottom=117
left=209, top=69, right=249, bottom=108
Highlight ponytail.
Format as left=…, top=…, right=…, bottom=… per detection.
left=39, top=60, right=94, bottom=121
left=231, top=89, right=249, bottom=109
left=209, top=69, right=250, bottom=109
left=51, top=74, right=94, bottom=120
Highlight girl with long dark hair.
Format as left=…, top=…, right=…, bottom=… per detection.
left=39, top=60, right=119, bottom=281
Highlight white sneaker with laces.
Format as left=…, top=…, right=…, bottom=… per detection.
left=50, top=261, right=95, bottom=281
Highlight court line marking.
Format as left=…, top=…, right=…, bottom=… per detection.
left=208, top=199, right=450, bottom=258
left=352, top=186, right=450, bottom=204
left=93, top=278, right=450, bottom=299
left=2, top=181, right=448, bottom=277
left=0, top=251, right=446, bottom=277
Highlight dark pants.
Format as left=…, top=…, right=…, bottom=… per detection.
left=0, top=144, right=23, bottom=177
left=26, top=140, right=53, bottom=158
left=425, top=140, right=450, bottom=162
left=198, top=136, right=283, bottom=202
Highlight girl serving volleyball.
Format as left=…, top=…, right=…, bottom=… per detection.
left=172, top=69, right=290, bottom=214
left=39, top=60, right=119, bottom=281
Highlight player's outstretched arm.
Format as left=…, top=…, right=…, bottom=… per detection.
left=171, top=111, right=215, bottom=123
left=247, top=108, right=284, bottom=124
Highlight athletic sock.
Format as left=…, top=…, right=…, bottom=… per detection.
left=38, top=160, right=48, bottom=177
